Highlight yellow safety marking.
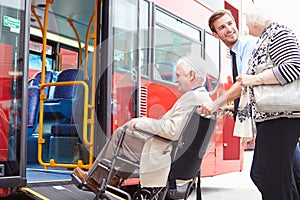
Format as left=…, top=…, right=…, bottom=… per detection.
left=20, top=187, right=50, bottom=200
left=27, top=179, right=71, bottom=184
left=106, top=190, right=126, bottom=200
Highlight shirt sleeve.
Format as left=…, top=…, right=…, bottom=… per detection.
left=240, top=36, right=258, bottom=75
left=269, top=28, right=300, bottom=85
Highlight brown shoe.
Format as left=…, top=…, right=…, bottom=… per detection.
left=109, top=176, right=121, bottom=188
left=73, top=167, right=101, bottom=192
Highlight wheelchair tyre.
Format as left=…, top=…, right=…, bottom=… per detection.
left=132, top=188, right=152, bottom=200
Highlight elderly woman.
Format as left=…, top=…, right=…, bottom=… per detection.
left=200, top=4, right=300, bottom=200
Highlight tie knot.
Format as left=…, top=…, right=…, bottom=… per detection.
left=230, top=50, right=235, bottom=56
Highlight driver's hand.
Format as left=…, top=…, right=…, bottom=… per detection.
left=223, top=105, right=234, bottom=118
left=198, top=102, right=214, bottom=115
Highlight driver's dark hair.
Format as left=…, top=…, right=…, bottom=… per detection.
left=208, top=9, right=234, bottom=33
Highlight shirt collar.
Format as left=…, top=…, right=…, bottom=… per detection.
left=191, top=85, right=204, bottom=91
left=231, top=37, right=241, bottom=54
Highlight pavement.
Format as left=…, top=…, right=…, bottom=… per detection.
left=189, top=150, right=262, bottom=200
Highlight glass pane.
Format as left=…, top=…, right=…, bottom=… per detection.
left=112, top=0, right=138, bottom=129
left=154, top=25, right=202, bottom=84
left=156, top=9, right=200, bottom=41
left=0, top=0, right=25, bottom=177
left=204, top=32, right=220, bottom=92
left=29, top=41, right=52, bottom=55
left=140, top=0, right=149, bottom=77
left=29, top=54, right=53, bottom=78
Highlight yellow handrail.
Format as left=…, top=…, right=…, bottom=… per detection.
left=87, top=0, right=99, bottom=165
left=37, top=0, right=52, bottom=169
left=30, top=6, right=44, bottom=36
left=38, top=81, right=92, bottom=170
left=84, top=11, right=95, bottom=80
left=67, top=19, right=83, bottom=70
left=56, top=50, right=62, bottom=71
left=35, top=0, right=94, bottom=170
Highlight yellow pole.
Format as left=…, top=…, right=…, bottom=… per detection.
left=84, top=11, right=95, bottom=80
left=30, top=6, right=44, bottom=36
left=67, top=19, right=83, bottom=70
left=37, top=0, right=54, bottom=168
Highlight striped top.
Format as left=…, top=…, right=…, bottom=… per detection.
left=247, top=23, right=300, bottom=122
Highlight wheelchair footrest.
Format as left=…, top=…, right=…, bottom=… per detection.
left=71, top=173, right=94, bottom=192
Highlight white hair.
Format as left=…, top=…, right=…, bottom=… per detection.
left=177, top=57, right=206, bottom=83
left=244, top=3, right=277, bottom=28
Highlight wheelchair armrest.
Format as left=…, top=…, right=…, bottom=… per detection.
left=134, top=128, right=172, bottom=143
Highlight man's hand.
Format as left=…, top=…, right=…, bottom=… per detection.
left=198, top=102, right=214, bottom=115
left=127, top=118, right=138, bottom=131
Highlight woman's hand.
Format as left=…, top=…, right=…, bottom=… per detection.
left=236, top=74, right=263, bottom=87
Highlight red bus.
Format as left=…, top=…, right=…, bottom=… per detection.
left=0, top=0, right=247, bottom=198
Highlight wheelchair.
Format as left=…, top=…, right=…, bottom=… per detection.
left=71, top=105, right=216, bottom=200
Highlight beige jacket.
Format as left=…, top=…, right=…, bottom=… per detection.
left=133, top=87, right=211, bottom=187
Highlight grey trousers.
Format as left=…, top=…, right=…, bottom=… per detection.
left=88, top=126, right=149, bottom=184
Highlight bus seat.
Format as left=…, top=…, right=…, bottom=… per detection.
left=27, top=86, right=40, bottom=137
left=49, top=122, right=84, bottom=164
left=49, top=129, right=79, bottom=164
left=50, top=123, right=78, bottom=137
left=52, top=68, right=84, bottom=100
left=49, top=82, right=86, bottom=164
left=44, top=68, right=84, bottom=120
left=27, top=86, right=51, bottom=164
left=28, top=78, right=40, bottom=87
left=27, top=86, right=40, bottom=164
left=28, top=70, right=53, bottom=98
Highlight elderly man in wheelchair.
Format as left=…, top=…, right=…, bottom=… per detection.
left=72, top=57, right=215, bottom=199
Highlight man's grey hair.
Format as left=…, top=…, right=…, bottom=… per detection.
left=177, top=57, right=206, bottom=83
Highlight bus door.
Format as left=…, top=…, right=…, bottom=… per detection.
left=0, top=0, right=30, bottom=196
left=98, top=0, right=140, bottom=139
left=28, top=0, right=97, bottom=169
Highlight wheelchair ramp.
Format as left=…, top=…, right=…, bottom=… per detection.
left=23, top=182, right=96, bottom=200
left=10, top=166, right=129, bottom=200
left=17, top=182, right=128, bottom=200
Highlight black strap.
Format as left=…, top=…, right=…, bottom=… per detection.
left=230, top=50, right=238, bottom=83
left=197, top=170, right=202, bottom=200
left=230, top=50, right=240, bottom=121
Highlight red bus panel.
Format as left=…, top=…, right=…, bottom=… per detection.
left=0, top=42, right=12, bottom=162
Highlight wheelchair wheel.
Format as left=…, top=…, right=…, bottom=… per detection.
left=132, top=188, right=152, bottom=200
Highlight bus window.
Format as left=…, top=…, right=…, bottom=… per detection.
left=60, top=47, right=78, bottom=70
left=29, top=54, right=53, bottom=78
left=153, top=25, right=203, bottom=84
left=29, top=41, right=53, bottom=78
left=153, top=8, right=205, bottom=85
left=140, top=0, right=150, bottom=77
left=112, top=0, right=139, bottom=125
left=204, top=31, right=220, bottom=92
left=113, top=0, right=138, bottom=73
